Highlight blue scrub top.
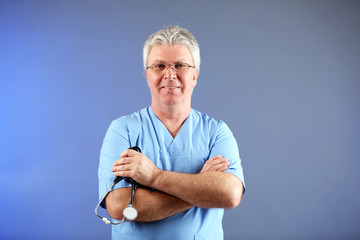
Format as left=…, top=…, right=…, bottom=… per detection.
left=98, top=106, right=245, bottom=240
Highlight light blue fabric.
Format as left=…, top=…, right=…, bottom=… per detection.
left=98, top=106, right=245, bottom=240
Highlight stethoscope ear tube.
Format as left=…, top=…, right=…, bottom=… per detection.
left=129, top=146, right=141, bottom=153
left=95, top=146, right=142, bottom=225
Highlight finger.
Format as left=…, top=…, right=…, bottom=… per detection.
left=120, top=149, right=131, bottom=158
left=200, top=156, right=229, bottom=173
left=210, top=164, right=225, bottom=171
left=111, top=163, right=133, bottom=172
left=216, top=158, right=230, bottom=167
left=113, top=157, right=131, bottom=167
left=219, top=165, right=228, bottom=172
left=215, top=165, right=228, bottom=172
left=209, top=155, right=222, bottom=160
left=120, top=149, right=140, bottom=158
left=205, top=157, right=228, bottom=166
left=113, top=170, right=133, bottom=177
left=202, top=160, right=224, bottom=172
left=210, top=161, right=230, bottom=171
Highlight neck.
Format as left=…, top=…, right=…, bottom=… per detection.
left=151, top=103, right=191, bottom=138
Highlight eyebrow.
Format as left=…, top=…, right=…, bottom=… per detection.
left=151, top=59, right=188, bottom=63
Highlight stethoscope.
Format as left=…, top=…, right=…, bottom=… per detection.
left=95, top=146, right=141, bottom=225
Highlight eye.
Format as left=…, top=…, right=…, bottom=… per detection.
left=153, top=64, right=166, bottom=71
left=174, top=63, right=188, bottom=70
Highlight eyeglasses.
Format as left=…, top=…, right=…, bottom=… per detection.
left=146, top=63, right=195, bottom=73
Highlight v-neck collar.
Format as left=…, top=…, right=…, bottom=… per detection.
left=148, top=106, right=192, bottom=151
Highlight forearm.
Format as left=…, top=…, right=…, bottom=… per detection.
left=106, top=187, right=192, bottom=222
left=151, top=171, right=243, bottom=208
left=134, top=188, right=192, bottom=221
left=111, top=151, right=243, bottom=209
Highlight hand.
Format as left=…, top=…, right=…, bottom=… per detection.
left=111, top=149, right=160, bottom=187
left=200, top=155, right=230, bottom=174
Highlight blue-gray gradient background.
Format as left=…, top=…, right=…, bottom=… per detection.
left=1, top=0, right=359, bottom=239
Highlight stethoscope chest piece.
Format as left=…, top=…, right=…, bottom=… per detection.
left=95, top=146, right=142, bottom=225
left=123, top=205, right=138, bottom=221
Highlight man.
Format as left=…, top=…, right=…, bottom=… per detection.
left=98, top=26, right=245, bottom=239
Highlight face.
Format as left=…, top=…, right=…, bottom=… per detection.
left=145, top=44, right=198, bottom=109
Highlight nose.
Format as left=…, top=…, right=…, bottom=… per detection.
left=164, top=64, right=177, bottom=79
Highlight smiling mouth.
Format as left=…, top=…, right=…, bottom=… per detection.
left=162, top=86, right=180, bottom=89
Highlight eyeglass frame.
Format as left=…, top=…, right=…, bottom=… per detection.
left=146, top=63, right=196, bottom=73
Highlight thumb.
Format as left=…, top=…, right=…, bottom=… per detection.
left=120, top=149, right=138, bottom=158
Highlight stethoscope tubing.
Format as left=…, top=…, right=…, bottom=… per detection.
left=95, top=146, right=141, bottom=225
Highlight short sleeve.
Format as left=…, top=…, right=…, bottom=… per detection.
left=209, top=121, right=246, bottom=193
left=98, top=118, right=132, bottom=208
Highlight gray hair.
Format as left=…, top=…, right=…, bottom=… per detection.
left=143, top=26, right=200, bottom=72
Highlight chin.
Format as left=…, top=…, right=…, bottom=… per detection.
left=163, top=101, right=178, bottom=106
left=162, top=96, right=180, bottom=104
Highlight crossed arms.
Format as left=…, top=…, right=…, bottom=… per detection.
left=105, top=150, right=244, bottom=222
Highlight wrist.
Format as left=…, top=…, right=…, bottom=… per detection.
left=150, top=168, right=163, bottom=189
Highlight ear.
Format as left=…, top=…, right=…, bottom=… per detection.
left=193, top=70, right=198, bottom=87
left=145, top=70, right=150, bottom=85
